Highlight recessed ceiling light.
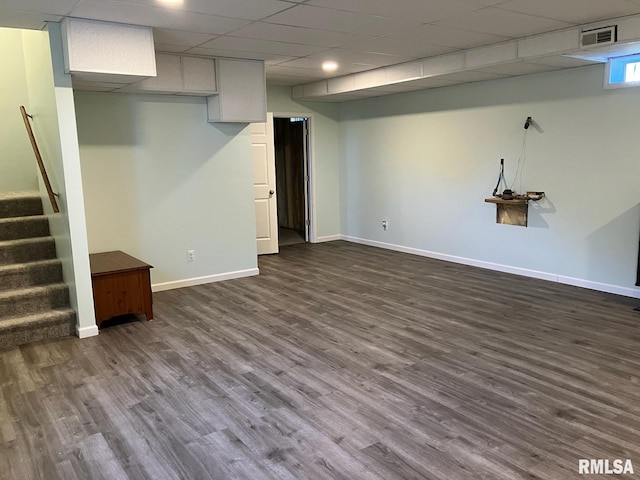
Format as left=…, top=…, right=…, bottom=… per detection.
left=322, top=61, right=338, bottom=72
left=159, top=0, right=183, bottom=5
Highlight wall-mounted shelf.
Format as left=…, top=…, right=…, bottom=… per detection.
left=484, top=192, right=545, bottom=227
left=484, top=198, right=529, bottom=206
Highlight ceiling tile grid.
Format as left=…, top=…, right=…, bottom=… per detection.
left=2, top=0, right=640, bottom=92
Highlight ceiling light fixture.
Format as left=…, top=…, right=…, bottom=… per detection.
left=322, top=61, right=338, bottom=72
left=159, top=0, right=183, bottom=5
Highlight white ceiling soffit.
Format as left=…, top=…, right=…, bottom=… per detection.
left=292, top=14, right=640, bottom=102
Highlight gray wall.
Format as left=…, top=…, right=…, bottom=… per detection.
left=267, top=85, right=342, bottom=241
left=339, top=65, right=640, bottom=296
left=22, top=24, right=97, bottom=336
left=0, top=28, right=38, bottom=192
left=75, top=92, right=258, bottom=288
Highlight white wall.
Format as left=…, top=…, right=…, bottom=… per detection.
left=22, top=24, right=97, bottom=338
left=267, top=85, right=342, bottom=241
left=0, top=28, right=38, bottom=191
left=75, top=91, right=258, bottom=289
left=340, top=65, right=640, bottom=297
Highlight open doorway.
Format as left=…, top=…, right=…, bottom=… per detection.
left=274, top=116, right=310, bottom=247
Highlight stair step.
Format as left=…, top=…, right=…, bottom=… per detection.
left=0, top=237, right=56, bottom=266
left=0, top=284, right=69, bottom=319
left=0, top=259, right=63, bottom=290
left=0, top=215, right=50, bottom=241
left=0, top=308, right=75, bottom=350
left=0, top=192, right=43, bottom=219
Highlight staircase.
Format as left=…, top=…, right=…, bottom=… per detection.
left=0, top=192, right=76, bottom=349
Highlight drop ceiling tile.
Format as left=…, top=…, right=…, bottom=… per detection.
left=305, top=0, right=486, bottom=23
left=199, top=36, right=328, bottom=57
left=278, top=57, right=375, bottom=75
left=0, top=0, right=79, bottom=15
left=0, top=9, right=61, bottom=29
left=496, top=0, right=640, bottom=25
left=268, top=74, right=318, bottom=85
left=342, top=37, right=457, bottom=58
left=528, top=55, right=600, bottom=68
left=383, top=24, right=510, bottom=49
left=152, top=29, right=216, bottom=47
left=72, top=80, right=126, bottom=88
left=266, top=65, right=330, bottom=79
left=422, top=52, right=465, bottom=76
left=299, top=83, right=328, bottom=97
left=121, top=0, right=294, bottom=20
left=307, top=49, right=416, bottom=67
left=438, top=70, right=510, bottom=82
left=363, top=84, right=427, bottom=93
left=465, top=41, right=517, bottom=67
left=154, top=43, right=191, bottom=53
left=475, top=61, right=560, bottom=76
left=321, top=92, right=377, bottom=102
left=184, top=47, right=295, bottom=64
left=73, top=85, right=119, bottom=91
left=403, top=76, right=467, bottom=88
left=434, top=7, right=574, bottom=37
left=229, top=21, right=365, bottom=47
left=263, top=4, right=420, bottom=36
left=70, top=0, right=252, bottom=34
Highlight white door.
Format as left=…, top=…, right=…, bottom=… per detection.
left=251, top=113, right=279, bottom=255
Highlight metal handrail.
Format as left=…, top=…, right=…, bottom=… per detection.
left=19, top=106, right=59, bottom=213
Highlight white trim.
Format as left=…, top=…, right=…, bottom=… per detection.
left=272, top=112, right=317, bottom=243
left=558, top=275, right=640, bottom=298
left=343, top=236, right=640, bottom=299
left=77, top=324, right=99, bottom=338
left=314, top=234, right=344, bottom=243
left=152, top=268, right=259, bottom=292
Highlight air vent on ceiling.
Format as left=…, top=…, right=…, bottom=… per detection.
left=581, top=26, right=617, bottom=49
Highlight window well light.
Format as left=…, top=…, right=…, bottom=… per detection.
left=322, top=61, right=338, bottom=72
left=606, top=53, right=640, bottom=88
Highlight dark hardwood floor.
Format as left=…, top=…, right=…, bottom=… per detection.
left=1, top=241, right=640, bottom=479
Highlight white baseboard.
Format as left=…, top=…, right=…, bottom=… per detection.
left=313, top=234, right=344, bottom=243
left=77, top=324, right=99, bottom=339
left=558, top=275, right=640, bottom=298
left=152, top=268, right=259, bottom=292
left=343, top=236, right=640, bottom=299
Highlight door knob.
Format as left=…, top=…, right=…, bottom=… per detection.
left=269, top=190, right=275, bottom=196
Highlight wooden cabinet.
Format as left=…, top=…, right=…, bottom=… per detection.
left=207, top=58, right=266, bottom=123
left=89, top=251, right=153, bottom=328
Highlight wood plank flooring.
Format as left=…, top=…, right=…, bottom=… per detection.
left=1, top=241, right=640, bottom=479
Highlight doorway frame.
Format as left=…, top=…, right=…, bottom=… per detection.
left=271, top=112, right=317, bottom=244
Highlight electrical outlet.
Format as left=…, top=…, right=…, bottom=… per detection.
left=187, top=250, right=195, bottom=262
left=382, top=220, right=388, bottom=231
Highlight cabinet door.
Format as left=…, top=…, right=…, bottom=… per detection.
left=207, top=58, right=266, bottom=123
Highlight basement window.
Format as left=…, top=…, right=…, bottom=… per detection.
left=605, top=54, right=640, bottom=88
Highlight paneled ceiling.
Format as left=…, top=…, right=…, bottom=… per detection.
left=2, top=0, right=640, bottom=87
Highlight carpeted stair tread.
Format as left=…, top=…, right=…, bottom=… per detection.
left=0, top=215, right=50, bottom=241
left=0, top=237, right=56, bottom=266
left=0, top=308, right=76, bottom=350
left=0, top=283, right=70, bottom=319
left=0, top=192, right=43, bottom=219
left=0, top=192, right=75, bottom=348
left=0, top=259, right=63, bottom=290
